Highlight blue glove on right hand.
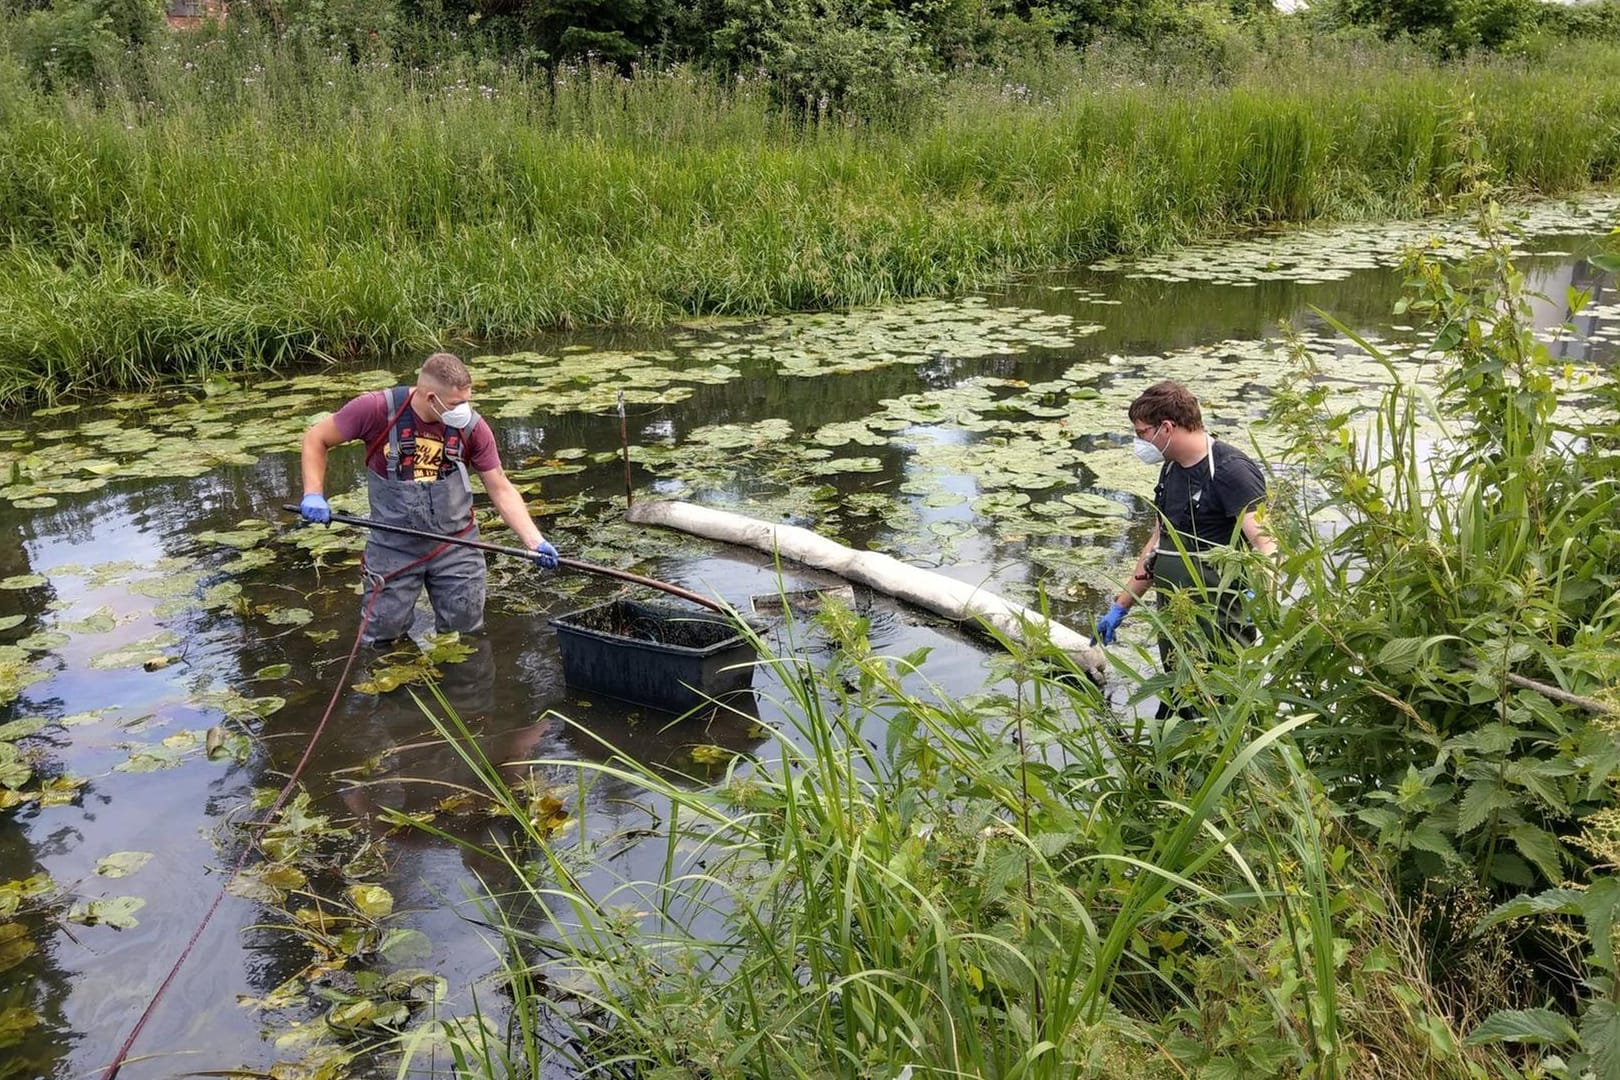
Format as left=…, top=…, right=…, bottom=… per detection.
left=300, top=493, right=331, bottom=524
left=1095, top=602, right=1129, bottom=645
left=533, top=539, right=560, bottom=570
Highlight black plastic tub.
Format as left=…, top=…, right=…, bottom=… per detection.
left=551, top=599, right=759, bottom=713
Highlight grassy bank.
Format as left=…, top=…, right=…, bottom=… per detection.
left=1, top=31, right=1619, bottom=401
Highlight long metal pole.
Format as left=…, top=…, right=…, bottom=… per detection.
left=279, top=505, right=727, bottom=614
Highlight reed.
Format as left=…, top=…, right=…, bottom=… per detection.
left=2, top=28, right=1619, bottom=401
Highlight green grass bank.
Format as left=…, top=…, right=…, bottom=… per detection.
left=2, top=32, right=1619, bottom=402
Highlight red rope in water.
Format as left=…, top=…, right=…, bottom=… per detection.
left=99, top=536, right=456, bottom=1079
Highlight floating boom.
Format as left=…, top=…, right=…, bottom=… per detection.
left=626, top=500, right=1107, bottom=680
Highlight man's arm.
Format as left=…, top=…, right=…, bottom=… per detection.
left=1112, top=522, right=1160, bottom=610
left=301, top=416, right=348, bottom=495
left=479, top=467, right=546, bottom=551
left=1240, top=510, right=1277, bottom=557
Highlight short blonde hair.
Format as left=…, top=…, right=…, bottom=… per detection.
left=420, top=352, right=471, bottom=391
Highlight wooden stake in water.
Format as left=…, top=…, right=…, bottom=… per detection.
left=618, top=390, right=633, bottom=510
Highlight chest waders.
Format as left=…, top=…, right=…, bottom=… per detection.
left=360, top=387, right=487, bottom=644
left=1150, top=436, right=1256, bottom=676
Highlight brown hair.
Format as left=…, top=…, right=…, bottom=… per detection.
left=1128, top=380, right=1204, bottom=431
left=419, top=352, right=472, bottom=391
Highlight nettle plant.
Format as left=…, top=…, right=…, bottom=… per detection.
left=1263, top=203, right=1620, bottom=896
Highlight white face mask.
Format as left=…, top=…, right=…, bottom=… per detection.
left=1132, top=423, right=1168, bottom=465
left=429, top=393, right=473, bottom=428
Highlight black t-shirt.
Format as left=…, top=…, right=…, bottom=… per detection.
left=1153, top=437, right=1267, bottom=552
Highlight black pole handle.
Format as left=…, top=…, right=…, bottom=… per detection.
left=279, top=504, right=728, bottom=614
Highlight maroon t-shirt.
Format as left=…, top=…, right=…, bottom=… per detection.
left=333, top=389, right=502, bottom=480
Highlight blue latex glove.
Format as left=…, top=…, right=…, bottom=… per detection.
left=300, top=493, right=331, bottom=524
left=533, top=539, right=560, bottom=570
left=1095, top=602, right=1129, bottom=645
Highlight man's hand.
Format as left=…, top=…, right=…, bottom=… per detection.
left=533, top=539, right=560, bottom=570
left=300, top=493, right=331, bottom=524
left=1095, top=602, right=1129, bottom=645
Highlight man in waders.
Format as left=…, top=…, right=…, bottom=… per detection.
left=297, top=352, right=560, bottom=645
left=1094, top=381, right=1275, bottom=701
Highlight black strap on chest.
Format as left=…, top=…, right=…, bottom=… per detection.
left=372, top=386, right=470, bottom=482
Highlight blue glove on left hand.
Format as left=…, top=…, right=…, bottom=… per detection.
left=1095, top=602, right=1129, bottom=645
left=300, top=493, right=331, bottom=524
left=533, top=539, right=560, bottom=570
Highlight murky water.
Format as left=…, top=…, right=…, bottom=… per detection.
left=2, top=200, right=1616, bottom=1077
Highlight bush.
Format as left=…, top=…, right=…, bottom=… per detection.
left=752, top=0, right=940, bottom=124
left=11, top=0, right=160, bottom=90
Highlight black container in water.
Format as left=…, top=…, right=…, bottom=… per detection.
left=551, top=598, right=760, bottom=713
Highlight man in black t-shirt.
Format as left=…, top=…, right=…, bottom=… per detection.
left=1095, top=380, right=1276, bottom=662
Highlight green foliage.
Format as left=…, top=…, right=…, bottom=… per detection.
left=1, top=27, right=1619, bottom=402
left=406, top=605, right=1488, bottom=1076
left=1262, top=132, right=1620, bottom=895
left=10, top=0, right=160, bottom=90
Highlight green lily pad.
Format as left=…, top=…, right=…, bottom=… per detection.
left=16, top=631, right=69, bottom=652
left=348, top=884, right=394, bottom=918
left=265, top=607, right=314, bottom=627
left=95, top=851, right=153, bottom=878
left=0, top=616, right=24, bottom=633
left=67, top=895, right=145, bottom=930
left=36, top=775, right=84, bottom=807
left=0, top=718, right=46, bottom=743
left=0, top=575, right=46, bottom=591
left=0, top=924, right=36, bottom=975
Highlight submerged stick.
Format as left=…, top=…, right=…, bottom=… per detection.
left=627, top=499, right=1107, bottom=679
left=279, top=505, right=727, bottom=614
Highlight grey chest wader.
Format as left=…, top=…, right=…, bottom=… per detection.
left=360, top=388, right=487, bottom=644
left=1150, top=438, right=1256, bottom=673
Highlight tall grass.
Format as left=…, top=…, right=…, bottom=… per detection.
left=1, top=27, right=1619, bottom=401
left=404, top=600, right=1483, bottom=1078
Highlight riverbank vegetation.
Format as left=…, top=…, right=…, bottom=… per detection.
left=391, top=192, right=1620, bottom=1073
left=2, top=0, right=1620, bottom=402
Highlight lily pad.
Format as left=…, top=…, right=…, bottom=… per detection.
left=0, top=924, right=36, bottom=975
left=95, top=851, right=154, bottom=878
left=67, top=895, right=146, bottom=930
left=0, top=575, right=47, bottom=591
left=0, top=616, right=24, bottom=633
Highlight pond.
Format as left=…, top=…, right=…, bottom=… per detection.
left=2, top=196, right=1617, bottom=1078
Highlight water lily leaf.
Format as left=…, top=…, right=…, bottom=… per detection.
left=0, top=718, right=46, bottom=742
left=255, top=664, right=293, bottom=680
left=68, top=895, right=145, bottom=930
left=348, top=884, right=394, bottom=918
left=378, top=928, right=432, bottom=964
left=0, top=924, right=37, bottom=975
left=0, top=875, right=53, bottom=918
left=0, top=575, right=46, bottom=590
left=196, top=527, right=271, bottom=550
left=96, top=851, right=153, bottom=878
left=0, top=616, right=25, bottom=632
left=61, top=708, right=117, bottom=727
left=115, top=744, right=185, bottom=773
left=90, top=632, right=182, bottom=670
left=305, top=629, right=340, bottom=645
left=0, top=744, right=32, bottom=789
left=266, top=608, right=314, bottom=627
left=59, top=607, right=117, bottom=634
left=36, top=775, right=84, bottom=807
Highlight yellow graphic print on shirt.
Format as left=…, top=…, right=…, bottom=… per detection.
left=412, top=435, right=445, bottom=481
